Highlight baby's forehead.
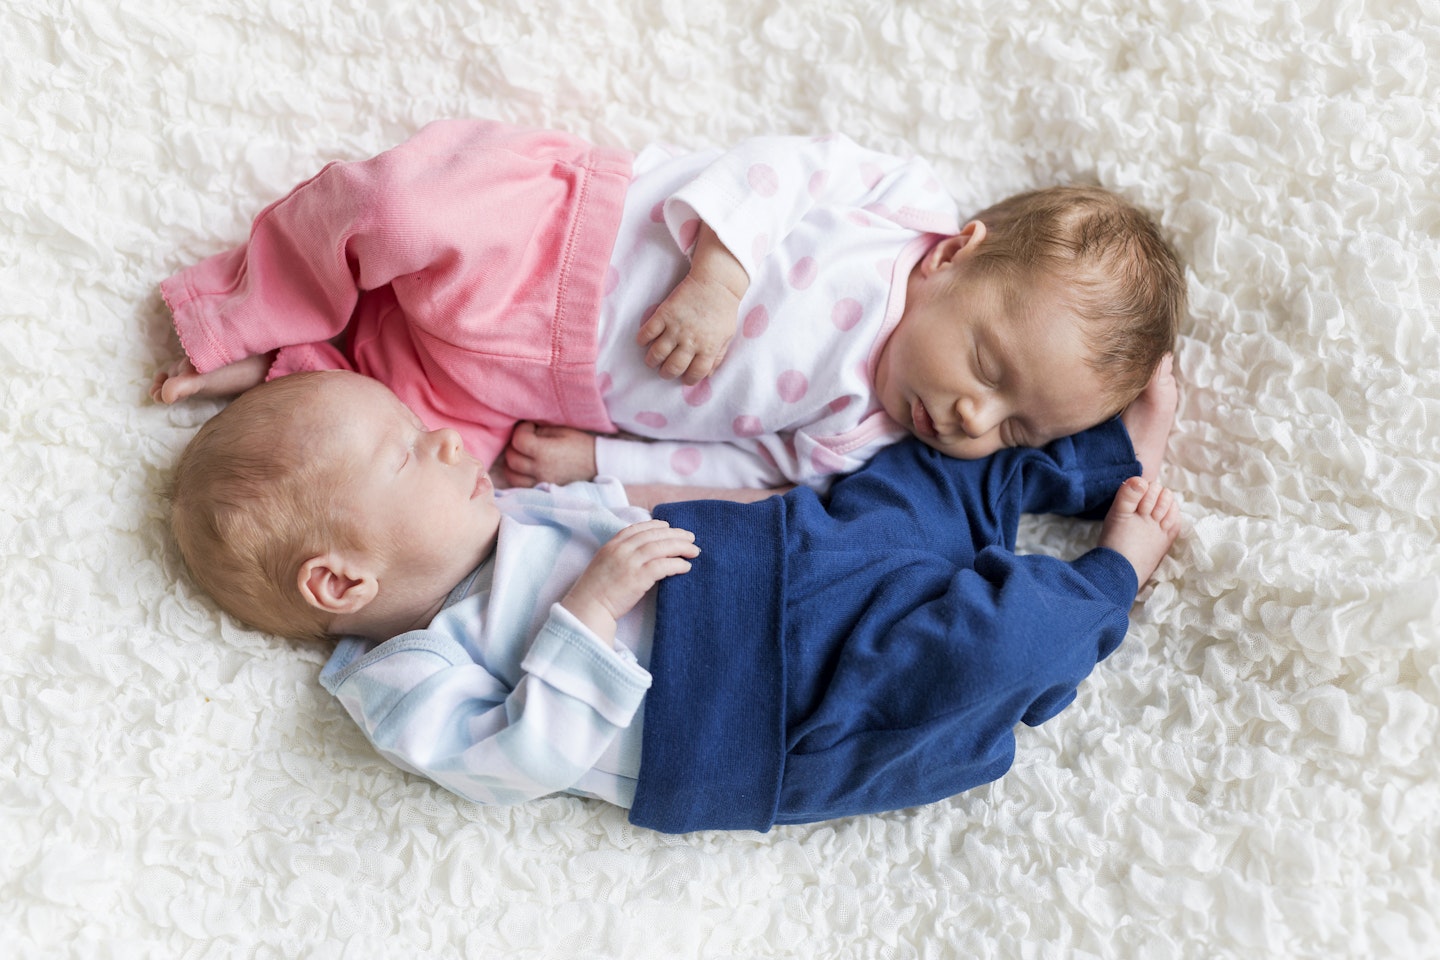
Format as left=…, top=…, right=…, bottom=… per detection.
left=307, top=377, right=414, bottom=452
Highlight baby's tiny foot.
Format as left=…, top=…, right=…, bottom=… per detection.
left=1121, top=354, right=1178, bottom=481
left=1098, top=476, right=1181, bottom=586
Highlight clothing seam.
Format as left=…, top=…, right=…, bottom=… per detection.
left=551, top=159, right=592, bottom=426
left=530, top=614, right=650, bottom=694
left=325, top=634, right=467, bottom=689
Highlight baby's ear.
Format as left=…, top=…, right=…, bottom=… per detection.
left=950, top=219, right=987, bottom=255
left=297, top=553, right=377, bottom=615
left=921, top=221, right=987, bottom=274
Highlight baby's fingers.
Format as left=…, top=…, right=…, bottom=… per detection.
left=508, top=421, right=542, bottom=454
left=658, top=345, right=698, bottom=381
left=610, top=520, right=700, bottom=558
left=644, top=554, right=697, bottom=584
left=501, top=449, right=539, bottom=487
left=678, top=341, right=731, bottom=386
left=642, top=332, right=687, bottom=376
left=636, top=309, right=670, bottom=347
left=611, top=518, right=694, bottom=545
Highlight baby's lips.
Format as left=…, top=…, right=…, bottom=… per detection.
left=911, top=399, right=937, bottom=439
left=471, top=468, right=493, bottom=499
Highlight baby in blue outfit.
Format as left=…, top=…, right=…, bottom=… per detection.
left=164, top=364, right=1179, bottom=832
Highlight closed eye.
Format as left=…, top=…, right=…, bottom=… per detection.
left=975, top=345, right=999, bottom=388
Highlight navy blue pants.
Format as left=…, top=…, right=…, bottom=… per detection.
left=631, top=422, right=1141, bottom=833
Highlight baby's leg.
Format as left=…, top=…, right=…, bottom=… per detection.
left=1098, top=476, right=1181, bottom=585
left=1121, top=354, right=1178, bottom=481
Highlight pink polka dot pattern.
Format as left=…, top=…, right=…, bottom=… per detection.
left=597, top=372, right=613, bottom=394
left=752, top=232, right=770, bottom=263
left=671, top=447, right=703, bottom=476
left=650, top=202, right=665, bottom=223
left=682, top=380, right=712, bottom=406
left=811, top=445, right=849, bottom=474
left=678, top=218, right=700, bottom=251
left=733, top=415, right=764, bottom=438
left=788, top=257, right=818, bottom=290
left=777, top=370, right=809, bottom=403
left=747, top=163, right=780, bottom=197
left=742, top=304, right=770, bottom=338
left=828, top=396, right=852, bottom=414
left=808, top=170, right=829, bottom=199
left=860, top=162, right=886, bottom=189
left=847, top=211, right=872, bottom=227
left=635, top=411, right=668, bottom=429
left=832, top=298, right=863, bottom=331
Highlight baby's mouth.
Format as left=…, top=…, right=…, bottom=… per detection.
left=471, top=468, right=492, bottom=499
left=911, top=399, right=938, bottom=439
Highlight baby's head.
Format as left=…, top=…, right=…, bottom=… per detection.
left=876, top=184, right=1185, bottom=459
left=169, top=371, right=499, bottom=642
left=965, top=185, right=1183, bottom=405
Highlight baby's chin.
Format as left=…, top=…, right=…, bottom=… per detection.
left=915, top=431, right=1006, bottom=460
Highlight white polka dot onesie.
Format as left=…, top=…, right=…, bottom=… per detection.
left=593, top=134, right=962, bottom=490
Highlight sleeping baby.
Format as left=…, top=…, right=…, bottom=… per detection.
left=152, top=118, right=1184, bottom=492
left=160, top=368, right=1179, bottom=832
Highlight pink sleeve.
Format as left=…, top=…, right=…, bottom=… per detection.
left=159, top=167, right=364, bottom=374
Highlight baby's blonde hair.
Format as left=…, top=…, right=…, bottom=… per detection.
left=967, top=185, right=1185, bottom=415
left=168, top=372, right=356, bottom=642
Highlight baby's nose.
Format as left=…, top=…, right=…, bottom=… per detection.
left=433, top=428, right=465, bottom=462
left=956, top=395, right=1000, bottom=439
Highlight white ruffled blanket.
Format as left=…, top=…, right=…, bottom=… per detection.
left=3, top=0, right=1437, bottom=956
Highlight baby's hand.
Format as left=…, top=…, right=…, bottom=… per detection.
left=637, top=223, right=748, bottom=385
left=504, top=422, right=599, bottom=487
left=561, top=520, right=700, bottom=643
left=150, top=353, right=272, bottom=403
left=637, top=273, right=740, bottom=385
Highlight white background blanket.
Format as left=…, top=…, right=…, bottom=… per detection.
left=3, top=0, right=1437, bottom=957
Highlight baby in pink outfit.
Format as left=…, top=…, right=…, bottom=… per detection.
left=154, top=119, right=1184, bottom=490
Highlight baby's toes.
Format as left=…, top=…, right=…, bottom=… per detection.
left=1158, top=491, right=1183, bottom=532
left=1113, top=476, right=1149, bottom=514
left=1135, top=477, right=1165, bottom=516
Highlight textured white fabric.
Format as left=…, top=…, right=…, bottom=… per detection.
left=2, top=0, right=1437, bottom=957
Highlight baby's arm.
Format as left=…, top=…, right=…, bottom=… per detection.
left=504, top=425, right=795, bottom=501
left=637, top=224, right=749, bottom=385
left=150, top=352, right=275, bottom=404
left=561, top=520, right=700, bottom=644
left=508, top=418, right=880, bottom=490
left=325, top=600, right=653, bottom=808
